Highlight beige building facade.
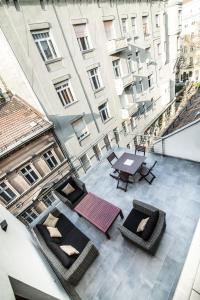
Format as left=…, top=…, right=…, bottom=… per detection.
left=0, top=0, right=182, bottom=172
left=0, top=92, right=71, bottom=225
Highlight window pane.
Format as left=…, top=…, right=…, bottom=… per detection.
left=40, top=40, right=53, bottom=60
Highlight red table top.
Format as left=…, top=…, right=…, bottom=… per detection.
left=74, top=192, right=121, bottom=233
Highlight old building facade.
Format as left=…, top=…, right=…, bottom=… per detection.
left=0, top=90, right=71, bottom=225
left=0, top=0, right=182, bottom=173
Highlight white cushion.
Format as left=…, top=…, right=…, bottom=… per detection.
left=62, top=183, right=75, bottom=195
left=136, top=217, right=149, bottom=233
left=47, top=227, right=62, bottom=238
left=60, top=245, right=79, bottom=256
left=43, top=213, right=59, bottom=227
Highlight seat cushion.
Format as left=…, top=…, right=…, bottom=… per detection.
left=36, top=224, right=61, bottom=244
left=61, top=226, right=89, bottom=253
left=56, top=213, right=75, bottom=237
left=56, top=177, right=84, bottom=204
left=123, top=209, right=149, bottom=237
left=141, top=210, right=159, bottom=241
left=48, top=242, right=78, bottom=269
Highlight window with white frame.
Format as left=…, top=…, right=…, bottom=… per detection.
left=20, top=207, right=39, bottom=224
left=93, top=144, right=102, bottom=160
left=43, top=150, right=58, bottom=170
left=55, top=80, right=76, bottom=107
left=32, top=30, right=58, bottom=62
left=104, top=135, right=111, bottom=150
left=148, top=74, right=153, bottom=88
left=98, top=102, right=111, bottom=123
left=137, top=79, right=143, bottom=93
left=74, top=24, right=91, bottom=52
left=112, top=59, right=121, bottom=78
left=121, top=18, right=128, bottom=35
left=131, top=17, right=137, bottom=36
left=104, top=20, right=115, bottom=40
left=42, top=192, right=56, bottom=207
left=155, top=14, right=160, bottom=28
left=80, top=154, right=91, bottom=171
left=122, top=121, right=129, bottom=133
left=88, top=67, right=102, bottom=91
left=21, top=165, right=39, bottom=185
left=142, top=16, right=149, bottom=36
left=0, top=182, right=17, bottom=204
left=136, top=50, right=141, bottom=68
left=72, top=118, right=89, bottom=141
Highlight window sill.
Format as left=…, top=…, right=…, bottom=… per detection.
left=78, top=132, right=90, bottom=143
left=63, top=100, right=79, bottom=109
left=94, top=87, right=105, bottom=94
left=102, top=117, right=113, bottom=125
left=82, top=48, right=95, bottom=54
left=45, top=57, right=62, bottom=65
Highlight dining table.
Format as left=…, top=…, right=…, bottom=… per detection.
left=112, top=152, right=146, bottom=176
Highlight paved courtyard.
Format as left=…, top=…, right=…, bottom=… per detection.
left=57, top=149, right=200, bottom=300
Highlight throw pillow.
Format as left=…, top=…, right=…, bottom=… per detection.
left=43, top=213, right=59, bottom=227
left=136, top=217, right=150, bottom=233
left=47, top=227, right=62, bottom=238
left=60, top=245, right=79, bottom=256
left=62, top=183, right=75, bottom=195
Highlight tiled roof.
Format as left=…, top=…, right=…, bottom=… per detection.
left=164, top=93, right=200, bottom=135
left=0, top=96, right=52, bottom=156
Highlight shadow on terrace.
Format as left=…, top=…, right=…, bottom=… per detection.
left=34, top=147, right=200, bottom=300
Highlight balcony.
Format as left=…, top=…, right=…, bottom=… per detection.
left=42, top=147, right=200, bottom=300
left=121, top=103, right=138, bottom=120
left=107, top=37, right=128, bottom=55
left=115, top=73, right=136, bottom=95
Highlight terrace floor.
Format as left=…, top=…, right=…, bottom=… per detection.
left=56, top=148, right=200, bottom=300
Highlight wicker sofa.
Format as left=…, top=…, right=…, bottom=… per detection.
left=118, top=200, right=166, bottom=254
left=55, top=176, right=87, bottom=209
left=33, top=208, right=99, bottom=286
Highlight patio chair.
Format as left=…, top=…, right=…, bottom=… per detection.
left=139, top=161, right=157, bottom=184
left=118, top=200, right=166, bottom=254
left=107, top=152, right=119, bottom=179
left=135, top=144, right=146, bottom=156
left=117, top=171, right=130, bottom=192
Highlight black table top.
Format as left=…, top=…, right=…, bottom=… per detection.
left=112, top=152, right=145, bottom=175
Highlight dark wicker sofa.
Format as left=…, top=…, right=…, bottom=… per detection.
left=118, top=200, right=166, bottom=254
left=56, top=176, right=87, bottom=209
left=33, top=208, right=99, bottom=286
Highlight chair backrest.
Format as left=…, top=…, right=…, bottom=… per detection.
left=107, top=152, right=118, bottom=166
left=149, top=160, right=157, bottom=171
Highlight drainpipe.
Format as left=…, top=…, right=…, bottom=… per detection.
left=52, top=1, right=100, bottom=133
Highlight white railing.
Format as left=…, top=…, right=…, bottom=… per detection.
left=107, top=37, right=128, bottom=54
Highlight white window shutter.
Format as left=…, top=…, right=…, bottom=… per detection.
left=74, top=24, right=87, bottom=38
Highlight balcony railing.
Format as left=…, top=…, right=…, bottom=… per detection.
left=121, top=103, right=138, bottom=120
left=107, top=37, right=128, bottom=55
left=115, top=73, right=136, bottom=95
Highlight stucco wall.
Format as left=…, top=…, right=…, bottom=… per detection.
left=154, top=120, right=200, bottom=162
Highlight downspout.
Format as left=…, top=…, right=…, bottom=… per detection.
left=52, top=1, right=100, bottom=133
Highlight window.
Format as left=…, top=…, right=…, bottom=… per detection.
left=178, top=10, right=182, bottom=26
left=157, top=43, right=161, bottom=55
left=122, top=121, right=129, bottom=133
left=131, top=17, right=137, bottom=36
left=93, top=144, right=102, bottom=160
left=121, top=18, right=127, bottom=35
left=0, top=182, right=17, bottom=204
left=20, top=207, right=39, bottom=224
left=42, top=193, right=56, bottom=207
left=74, top=24, right=91, bottom=52
left=43, top=150, right=58, bottom=169
left=127, top=55, right=133, bottom=73
left=130, top=117, right=136, bottom=130
left=104, top=20, right=115, bottom=40
left=21, top=165, right=39, bottom=185
left=112, top=59, right=121, bottom=78
left=73, top=118, right=89, bottom=141
left=80, top=154, right=91, bottom=172
left=155, top=14, right=160, bottom=28
left=55, top=80, right=76, bottom=107
left=189, top=57, right=193, bottom=66
left=136, top=50, right=141, bottom=68
left=137, top=79, right=143, bottom=93
left=32, top=30, right=58, bottom=62
left=142, top=16, right=149, bottom=36
left=88, top=67, right=102, bottom=91
left=99, top=102, right=111, bottom=123
left=104, top=135, right=111, bottom=151
left=148, top=74, right=153, bottom=88
left=113, top=127, right=120, bottom=143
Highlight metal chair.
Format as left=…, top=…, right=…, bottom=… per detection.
left=117, top=171, right=130, bottom=192
left=107, top=152, right=119, bottom=179
left=139, top=161, right=157, bottom=184
left=135, top=144, right=146, bottom=156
